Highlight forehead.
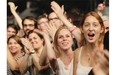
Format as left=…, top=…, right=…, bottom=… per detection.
left=49, top=12, right=57, bottom=18
left=8, top=38, right=16, bottom=42
left=58, top=29, right=71, bottom=36
left=7, top=27, right=16, bottom=31
left=98, top=3, right=104, bottom=7
left=29, top=32, right=40, bottom=38
left=24, top=19, right=34, bottom=24
left=38, top=18, right=48, bottom=22
left=84, top=16, right=99, bottom=23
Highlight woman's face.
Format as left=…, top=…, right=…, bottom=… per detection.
left=28, top=33, right=43, bottom=50
left=8, top=38, right=22, bottom=54
left=82, top=15, right=103, bottom=43
left=57, top=29, right=73, bottom=51
left=7, top=27, right=16, bottom=38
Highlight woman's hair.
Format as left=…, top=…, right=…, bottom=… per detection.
left=53, top=25, right=73, bottom=56
left=7, top=35, right=24, bottom=51
left=80, top=11, right=105, bottom=46
left=7, top=23, right=20, bottom=35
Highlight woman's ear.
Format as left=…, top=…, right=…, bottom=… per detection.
left=100, top=26, right=105, bottom=34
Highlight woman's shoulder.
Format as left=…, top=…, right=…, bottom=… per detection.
left=74, top=46, right=83, bottom=54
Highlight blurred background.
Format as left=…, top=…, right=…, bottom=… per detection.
left=7, top=0, right=109, bottom=24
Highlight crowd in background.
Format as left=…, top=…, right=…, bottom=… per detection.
left=7, top=0, right=109, bottom=75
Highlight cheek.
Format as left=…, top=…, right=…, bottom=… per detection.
left=57, top=39, right=62, bottom=46
left=18, top=45, right=22, bottom=50
left=8, top=45, right=11, bottom=49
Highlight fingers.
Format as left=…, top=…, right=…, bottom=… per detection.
left=34, top=29, right=44, bottom=35
left=61, top=5, right=64, bottom=14
left=51, top=1, right=62, bottom=13
left=8, top=2, right=15, bottom=7
left=8, top=2, right=17, bottom=11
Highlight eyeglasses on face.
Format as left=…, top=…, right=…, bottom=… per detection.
left=38, top=21, right=48, bottom=25
left=49, top=17, right=59, bottom=21
left=23, top=24, right=34, bottom=27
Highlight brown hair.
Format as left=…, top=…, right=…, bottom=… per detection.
left=7, top=35, right=24, bottom=52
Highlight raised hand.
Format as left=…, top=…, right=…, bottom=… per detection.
left=46, top=21, right=57, bottom=41
left=51, top=1, right=64, bottom=16
left=8, top=2, right=17, bottom=13
left=20, top=38, right=34, bottom=52
left=92, top=49, right=109, bottom=75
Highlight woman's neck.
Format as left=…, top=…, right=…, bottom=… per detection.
left=60, top=48, right=73, bottom=65
left=84, top=42, right=103, bottom=53
left=61, top=48, right=73, bottom=56
left=35, top=46, right=43, bottom=54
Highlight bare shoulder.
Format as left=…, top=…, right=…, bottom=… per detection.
left=74, top=47, right=82, bottom=54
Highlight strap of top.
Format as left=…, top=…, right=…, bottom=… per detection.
left=78, top=47, right=83, bottom=62
left=73, top=47, right=83, bottom=75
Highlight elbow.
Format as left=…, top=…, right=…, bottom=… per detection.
left=9, top=64, right=19, bottom=71
left=19, top=66, right=27, bottom=74
left=11, top=66, right=19, bottom=71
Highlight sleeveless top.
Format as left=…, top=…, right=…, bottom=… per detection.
left=57, top=58, right=73, bottom=75
left=76, top=47, right=92, bottom=75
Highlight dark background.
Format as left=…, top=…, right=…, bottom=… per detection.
left=7, top=0, right=109, bottom=19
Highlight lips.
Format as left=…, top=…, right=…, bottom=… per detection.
left=62, top=42, right=68, bottom=45
left=88, top=33, right=95, bottom=40
left=10, top=47, right=17, bottom=53
left=88, top=33, right=95, bottom=37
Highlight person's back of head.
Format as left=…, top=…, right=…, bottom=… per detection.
left=66, top=8, right=84, bottom=27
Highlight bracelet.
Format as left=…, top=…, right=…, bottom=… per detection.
left=69, top=26, right=77, bottom=33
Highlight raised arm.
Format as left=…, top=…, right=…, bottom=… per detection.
left=8, top=2, right=23, bottom=29
left=42, top=30, right=59, bottom=74
left=34, top=29, right=56, bottom=60
left=51, top=1, right=82, bottom=47
left=20, top=38, right=48, bottom=71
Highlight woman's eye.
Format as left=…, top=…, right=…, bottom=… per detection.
left=34, top=37, right=37, bottom=39
left=58, top=36, right=62, bottom=39
left=29, top=39, right=32, bottom=41
left=66, top=35, right=70, bottom=37
left=84, top=23, right=89, bottom=27
left=93, top=24, right=99, bottom=27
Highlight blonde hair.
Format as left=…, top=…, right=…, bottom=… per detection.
left=53, top=25, right=73, bottom=57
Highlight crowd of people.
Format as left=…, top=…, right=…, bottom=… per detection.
left=7, top=1, right=109, bottom=75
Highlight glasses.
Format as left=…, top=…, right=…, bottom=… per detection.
left=49, top=17, right=59, bottom=21
left=23, top=24, right=34, bottom=27
left=38, top=21, right=48, bottom=25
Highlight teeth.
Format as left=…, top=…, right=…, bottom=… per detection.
left=88, top=33, right=95, bottom=37
left=62, top=42, right=68, bottom=45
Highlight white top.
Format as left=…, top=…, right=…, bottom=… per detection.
left=76, top=47, right=92, bottom=75
left=57, top=58, right=73, bottom=75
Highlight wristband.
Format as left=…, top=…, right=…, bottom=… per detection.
left=69, top=26, right=77, bottom=33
